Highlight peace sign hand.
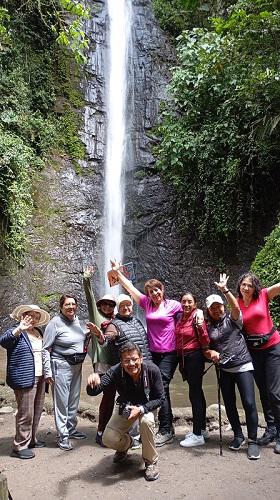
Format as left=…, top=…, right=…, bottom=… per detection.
left=214, top=273, right=229, bottom=293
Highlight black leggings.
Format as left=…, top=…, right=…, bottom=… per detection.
left=180, top=350, right=206, bottom=435
left=219, top=369, right=258, bottom=441
left=250, top=342, right=280, bottom=431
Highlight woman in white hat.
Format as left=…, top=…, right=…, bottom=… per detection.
left=205, top=274, right=260, bottom=461
left=0, top=304, right=50, bottom=459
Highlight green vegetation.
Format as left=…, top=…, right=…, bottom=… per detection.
left=152, top=0, right=235, bottom=37
left=0, top=1, right=88, bottom=264
left=252, top=223, right=280, bottom=327
left=155, top=0, right=280, bottom=252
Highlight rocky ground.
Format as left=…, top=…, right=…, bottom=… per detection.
left=0, top=386, right=280, bottom=500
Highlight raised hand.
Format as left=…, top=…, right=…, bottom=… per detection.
left=83, top=265, right=95, bottom=279
left=19, top=315, right=33, bottom=332
left=110, top=259, right=121, bottom=271
left=214, top=273, right=229, bottom=293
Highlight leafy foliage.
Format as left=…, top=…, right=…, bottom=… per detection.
left=0, top=0, right=87, bottom=264
left=152, top=0, right=235, bottom=37
left=155, top=0, right=280, bottom=251
left=251, top=223, right=280, bottom=328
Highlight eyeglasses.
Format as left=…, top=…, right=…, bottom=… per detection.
left=122, top=357, right=140, bottom=366
left=101, top=301, right=115, bottom=307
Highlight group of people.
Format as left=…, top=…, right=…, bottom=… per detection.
left=1, top=265, right=280, bottom=482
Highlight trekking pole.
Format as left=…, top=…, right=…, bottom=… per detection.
left=216, top=365, right=223, bottom=456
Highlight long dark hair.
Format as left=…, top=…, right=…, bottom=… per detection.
left=237, top=272, right=262, bottom=300
left=180, top=291, right=198, bottom=305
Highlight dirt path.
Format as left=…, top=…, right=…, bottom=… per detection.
left=1, top=413, right=279, bottom=500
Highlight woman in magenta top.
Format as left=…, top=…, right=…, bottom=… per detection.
left=175, top=292, right=210, bottom=448
left=110, top=264, right=182, bottom=447
left=237, top=272, right=280, bottom=454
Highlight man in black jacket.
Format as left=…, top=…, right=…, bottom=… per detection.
left=86, top=342, right=164, bottom=481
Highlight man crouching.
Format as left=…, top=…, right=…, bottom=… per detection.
left=86, top=342, right=164, bottom=481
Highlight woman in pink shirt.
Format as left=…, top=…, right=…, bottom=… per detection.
left=175, top=292, right=210, bottom=448
left=110, top=263, right=182, bottom=447
left=237, top=272, right=280, bottom=454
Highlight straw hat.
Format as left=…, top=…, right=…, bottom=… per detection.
left=10, top=304, right=50, bottom=326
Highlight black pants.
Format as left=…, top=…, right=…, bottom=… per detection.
left=219, top=369, right=258, bottom=441
left=250, top=342, right=280, bottom=432
left=180, top=350, right=206, bottom=435
left=152, top=351, right=178, bottom=433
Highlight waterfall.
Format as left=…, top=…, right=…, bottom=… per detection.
left=103, top=0, right=132, bottom=293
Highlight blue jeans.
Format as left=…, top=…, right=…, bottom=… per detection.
left=152, top=351, right=178, bottom=434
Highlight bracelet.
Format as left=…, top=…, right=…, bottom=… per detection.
left=223, top=289, right=230, bottom=294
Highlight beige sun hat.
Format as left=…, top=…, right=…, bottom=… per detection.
left=96, top=294, right=116, bottom=309
left=10, top=304, right=50, bottom=326
left=116, top=294, right=133, bottom=311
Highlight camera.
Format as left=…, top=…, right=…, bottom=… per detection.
left=118, top=402, right=132, bottom=419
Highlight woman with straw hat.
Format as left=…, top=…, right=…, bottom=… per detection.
left=0, top=304, right=50, bottom=459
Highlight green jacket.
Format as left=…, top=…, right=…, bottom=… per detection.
left=83, top=276, right=113, bottom=366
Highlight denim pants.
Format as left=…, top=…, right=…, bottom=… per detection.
left=219, top=369, right=258, bottom=441
left=180, top=350, right=206, bottom=435
left=152, top=351, right=178, bottom=433
left=250, top=341, right=280, bottom=432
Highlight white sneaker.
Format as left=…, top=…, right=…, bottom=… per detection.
left=185, top=430, right=209, bottom=440
left=180, top=433, right=205, bottom=448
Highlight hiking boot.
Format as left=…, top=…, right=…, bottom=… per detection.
left=180, top=432, right=205, bottom=448
left=155, top=431, right=173, bottom=447
left=69, top=430, right=87, bottom=440
left=247, top=442, right=260, bottom=460
left=274, top=438, right=280, bottom=454
left=58, top=437, right=73, bottom=451
left=29, top=440, right=46, bottom=448
left=11, top=448, right=35, bottom=460
left=229, top=436, right=245, bottom=451
left=96, top=432, right=106, bottom=448
left=113, top=450, right=128, bottom=463
left=257, top=428, right=277, bottom=446
left=144, top=463, right=159, bottom=481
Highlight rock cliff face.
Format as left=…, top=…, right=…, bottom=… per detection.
left=0, top=0, right=258, bottom=331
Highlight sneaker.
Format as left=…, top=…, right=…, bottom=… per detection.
left=185, top=429, right=209, bottom=440
left=11, top=448, right=35, bottom=460
left=274, top=438, right=280, bottom=454
left=180, top=432, right=205, bottom=448
left=131, top=436, right=141, bottom=450
left=228, top=436, right=245, bottom=451
left=113, top=450, right=128, bottom=463
left=247, top=442, right=260, bottom=460
left=144, top=463, right=159, bottom=481
left=96, top=432, right=106, bottom=448
left=155, top=431, right=173, bottom=447
left=257, top=428, right=277, bottom=446
left=58, top=437, right=73, bottom=451
left=202, top=429, right=210, bottom=440
left=69, top=430, right=87, bottom=440
left=28, top=440, right=46, bottom=448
